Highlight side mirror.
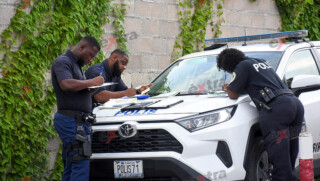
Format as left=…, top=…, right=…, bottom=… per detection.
left=291, top=75, right=320, bottom=89
left=291, top=74, right=320, bottom=96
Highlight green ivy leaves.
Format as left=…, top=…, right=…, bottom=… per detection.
left=276, top=0, right=320, bottom=41
left=0, top=0, right=127, bottom=180
left=173, top=0, right=224, bottom=60
left=112, top=0, right=129, bottom=53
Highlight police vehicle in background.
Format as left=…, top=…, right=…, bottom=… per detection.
left=89, top=30, right=320, bottom=180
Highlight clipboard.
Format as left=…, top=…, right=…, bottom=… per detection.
left=145, top=99, right=183, bottom=109
left=121, top=100, right=160, bottom=111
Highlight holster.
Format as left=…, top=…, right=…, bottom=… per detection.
left=252, top=98, right=272, bottom=112
left=58, top=110, right=96, bottom=162
left=65, top=142, right=90, bottom=162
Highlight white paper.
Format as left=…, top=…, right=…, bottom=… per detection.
left=88, top=82, right=118, bottom=89
left=99, top=98, right=137, bottom=109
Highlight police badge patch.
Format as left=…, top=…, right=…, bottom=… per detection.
left=230, top=72, right=236, bottom=83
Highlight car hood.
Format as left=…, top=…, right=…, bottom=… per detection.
left=92, top=94, right=251, bottom=123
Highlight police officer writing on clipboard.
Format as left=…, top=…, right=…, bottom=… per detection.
left=217, top=48, right=304, bottom=181
left=51, top=36, right=104, bottom=181
left=85, top=49, right=152, bottom=104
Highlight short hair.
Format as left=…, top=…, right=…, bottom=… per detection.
left=81, top=36, right=101, bottom=51
left=217, top=48, right=245, bottom=72
left=110, top=49, right=128, bottom=57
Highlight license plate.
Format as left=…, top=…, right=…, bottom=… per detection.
left=114, top=160, right=144, bottom=178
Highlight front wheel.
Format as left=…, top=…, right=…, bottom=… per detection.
left=245, top=137, right=272, bottom=181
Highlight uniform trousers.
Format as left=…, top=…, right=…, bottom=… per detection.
left=54, top=112, right=91, bottom=181
left=259, top=94, right=304, bottom=181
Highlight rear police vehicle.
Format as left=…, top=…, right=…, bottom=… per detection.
left=89, top=30, right=320, bottom=180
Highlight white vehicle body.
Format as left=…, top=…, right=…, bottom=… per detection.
left=90, top=38, right=320, bottom=180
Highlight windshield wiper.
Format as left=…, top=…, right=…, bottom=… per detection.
left=176, top=92, right=209, bottom=96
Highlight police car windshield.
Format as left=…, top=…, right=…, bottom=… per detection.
left=149, top=51, right=283, bottom=96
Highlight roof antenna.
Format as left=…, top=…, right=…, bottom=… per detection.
left=242, top=28, right=247, bottom=46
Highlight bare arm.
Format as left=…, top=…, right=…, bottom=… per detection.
left=222, top=84, right=240, bottom=99
left=94, top=88, right=136, bottom=102
left=60, top=76, right=104, bottom=92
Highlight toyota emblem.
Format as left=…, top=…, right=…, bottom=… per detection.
left=118, top=123, right=137, bottom=138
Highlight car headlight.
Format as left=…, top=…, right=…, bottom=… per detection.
left=176, top=106, right=236, bottom=132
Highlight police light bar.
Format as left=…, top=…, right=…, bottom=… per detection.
left=204, top=30, right=308, bottom=45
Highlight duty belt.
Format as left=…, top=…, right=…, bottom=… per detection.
left=58, top=110, right=95, bottom=124
left=260, top=87, right=293, bottom=104
left=254, top=88, right=294, bottom=111
left=58, top=110, right=83, bottom=119
left=273, top=89, right=293, bottom=96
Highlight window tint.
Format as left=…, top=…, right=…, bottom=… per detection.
left=285, top=49, right=320, bottom=88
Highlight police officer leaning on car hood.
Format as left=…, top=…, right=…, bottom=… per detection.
left=51, top=36, right=104, bottom=181
left=217, top=48, right=304, bottom=181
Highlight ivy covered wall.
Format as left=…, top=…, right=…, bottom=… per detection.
left=0, top=0, right=126, bottom=180
left=275, top=0, right=320, bottom=40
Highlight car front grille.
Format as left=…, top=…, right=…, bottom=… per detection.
left=92, top=129, right=183, bottom=154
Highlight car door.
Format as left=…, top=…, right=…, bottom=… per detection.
left=283, top=48, right=320, bottom=160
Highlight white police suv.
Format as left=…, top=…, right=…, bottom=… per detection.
left=89, top=30, right=320, bottom=180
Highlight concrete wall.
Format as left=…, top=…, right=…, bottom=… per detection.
left=102, top=0, right=180, bottom=87
left=220, top=0, right=280, bottom=37
left=0, top=0, right=281, bottom=85
left=111, top=0, right=281, bottom=87
left=0, top=0, right=19, bottom=34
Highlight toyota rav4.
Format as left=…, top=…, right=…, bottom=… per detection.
left=89, top=30, right=320, bottom=180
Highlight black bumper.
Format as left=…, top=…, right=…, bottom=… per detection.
left=90, top=157, right=210, bottom=181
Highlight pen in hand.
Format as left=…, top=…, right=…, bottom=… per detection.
left=100, top=67, right=104, bottom=76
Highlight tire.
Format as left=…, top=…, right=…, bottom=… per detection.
left=245, top=137, right=272, bottom=181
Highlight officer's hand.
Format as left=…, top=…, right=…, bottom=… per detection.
left=222, top=84, right=229, bottom=92
left=125, top=88, right=136, bottom=97
left=88, top=88, right=95, bottom=93
left=137, top=83, right=153, bottom=94
left=91, top=76, right=104, bottom=86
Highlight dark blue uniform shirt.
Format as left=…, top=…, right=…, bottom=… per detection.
left=85, top=59, right=128, bottom=102
left=228, top=57, right=287, bottom=103
left=51, top=50, right=92, bottom=113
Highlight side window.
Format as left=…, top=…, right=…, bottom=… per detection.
left=285, top=49, right=320, bottom=88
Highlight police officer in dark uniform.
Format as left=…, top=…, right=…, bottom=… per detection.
left=85, top=49, right=152, bottom=104
left=217, top=48, right=304, bottom=181
left=51, top=36, right=104, bottom=181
